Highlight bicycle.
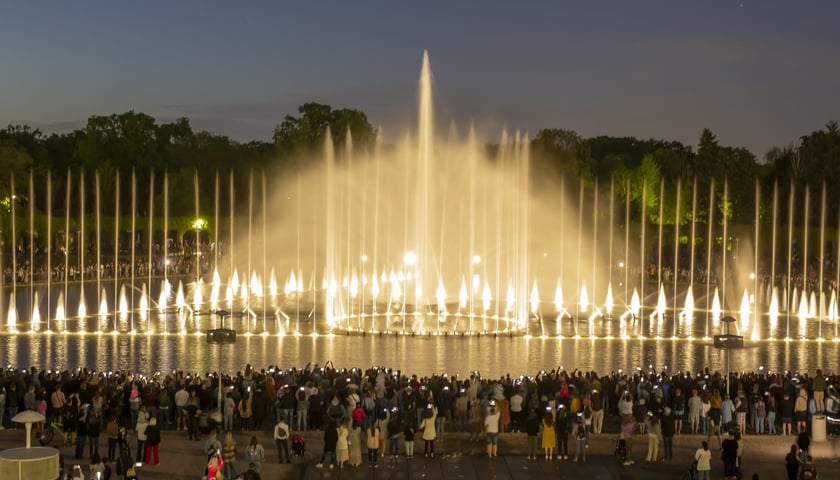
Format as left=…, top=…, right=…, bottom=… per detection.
left=39, top=419, right=66, bottom=446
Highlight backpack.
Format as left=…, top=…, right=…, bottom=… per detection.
left=328, top=403, right=343, bottom=420
left=362, top=397, right=375, bottom=414
left=802, top=465, right=817, bottom=480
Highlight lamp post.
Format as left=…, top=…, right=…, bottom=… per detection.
left=715, top=316, right=743, bottom=396
left=207, top=310, right=234, bottom=415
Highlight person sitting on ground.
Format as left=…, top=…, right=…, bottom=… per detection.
left=242, top=462, right=262, bottom=480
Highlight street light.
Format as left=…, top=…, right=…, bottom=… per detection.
left=207, top=310, right=234, bottom=415
left=715, top=316, right=743, bottom=395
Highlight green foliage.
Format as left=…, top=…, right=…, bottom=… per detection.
left=272, top=102, right=375, bottom=164
left=614, top=154, right=661, bottom=221
left=531, top=128, right=591, bottom=179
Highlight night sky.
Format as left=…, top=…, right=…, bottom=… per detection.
left=2, top=1, right=838, bottom=156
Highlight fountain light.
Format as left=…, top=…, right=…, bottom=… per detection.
left=554, top=281, right=564, bottom=312
left=269, top=269, right=278, bottom=298
left=579, top=283, right=589, bottom=314
left=118, top=285, right=129, bottom=318
left=436, top=281, right=447, bottom=314
left=403, top=251, right=417, bottom=266
left=350, top=273, right=359, bottom=298
left=250, top=272, right=262, bottom=298
left=472, top=255, right=481, bottom=265
left=56, top=292, right=65, bottom=329
left=605, top=283, right=614, bottom=316
left=711, top=288, right=721, bottom=326
left=798, top=290, right=810, bottom=338
left=390, top=276, right=401, bottom=301
left=530, top=280, right=540, bottom=315
left=193, top=279, right=203, bottom=309
left=371, top=274, right=380, bottom=301
left=630, top=289, right=641, bottom=317
left=740, top=290, right=751, bottom=332
left=482, top=282, right=492, bottom=313
left=30, top=292, right=40, bottom=333
left=683, top=286, right=695, bottom=325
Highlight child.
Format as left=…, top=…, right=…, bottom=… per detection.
left=541, top=410, right=556, bottom=460
left=404, top=421, right=416, bottom=458
left=367, top=423, right=380, bottom=468
left=574, top=419, right=586, bottom=463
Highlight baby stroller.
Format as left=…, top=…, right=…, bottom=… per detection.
left=613, top=437, right=627, bottom=464
left=291, top=434, right=306, bottom=457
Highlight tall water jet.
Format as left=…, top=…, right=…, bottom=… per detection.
left=798, top=290, right=810, bottom=338
left=682, top=287, right=695, bottom=337
left=710, top=288, right=721, bottom=337
left=139, top=283, right=148, bottom=324
left=118, top=285, right=128, bottom=319
left=739, top=290, right=750, bottom=337
left=6, top=293, right=16, bottom=333
left=56, top=292, right=66, bottom=333
left=98, top=290, right=108, bottom=333
left=78, top=286, right=87, bottom=333
left=740, top=289, right=751, bottom=332
left=654, top=284, right=667, bottom=337
left=768, top=288, right=780, bottom=338
left=29, top=292, right=40, bottom=333
left=579, top=283, right=589, bottom=314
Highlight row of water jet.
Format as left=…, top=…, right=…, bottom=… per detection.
left=3, top=51, right=840, bottom=340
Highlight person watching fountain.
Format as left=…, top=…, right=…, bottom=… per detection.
left=484, top=400, right=501, bottom=459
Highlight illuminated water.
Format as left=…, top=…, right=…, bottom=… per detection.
left=1, top=334, right=836, bottom=377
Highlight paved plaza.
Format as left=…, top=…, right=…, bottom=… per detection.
left=1, top=425, right=838, bottom=479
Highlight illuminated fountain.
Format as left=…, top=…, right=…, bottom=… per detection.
left=0, top=52, right=839, bottom=344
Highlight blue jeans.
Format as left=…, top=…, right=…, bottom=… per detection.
left=296, top=410, right=308, bottom=431
left=767, top=411, right=776, bottom=433
left=279, top=408, right=293, bottom=427
left=696, top=470, right=710, bottom=480
left=159, top=406, right=171, bottom=425
left=663, top=435, right=673, bottom=460
left=754, top=415, right=765, bottom=434
left=223, top=459, right=236, bottom=479
left=389, top=434, right=400, bottom=456
left=435, top=416, right=446, bottom=439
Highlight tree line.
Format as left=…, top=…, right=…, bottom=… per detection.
left=1, top=103, right=838, bottom=233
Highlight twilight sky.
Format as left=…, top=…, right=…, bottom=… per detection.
left=1, top=1, right=838, bottom=157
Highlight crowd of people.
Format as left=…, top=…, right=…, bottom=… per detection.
left=0, top=362, right=837, bottom=479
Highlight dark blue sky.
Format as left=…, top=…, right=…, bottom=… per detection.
left=2, top=1, right=838, bottom=156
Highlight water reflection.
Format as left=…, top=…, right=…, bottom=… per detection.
left=0, top=335, right=835, bottom=376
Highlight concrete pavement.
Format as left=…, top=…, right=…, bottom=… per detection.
left=1, top=423, right=838, bottom=479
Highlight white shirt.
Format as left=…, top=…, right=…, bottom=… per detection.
left=694, top=447, right=711, bottom=471
left=484, top=411, right=500, bottom=434
left=274, top=422, right=290, bottom=441
left=174, top=389, right=189, bottom=407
